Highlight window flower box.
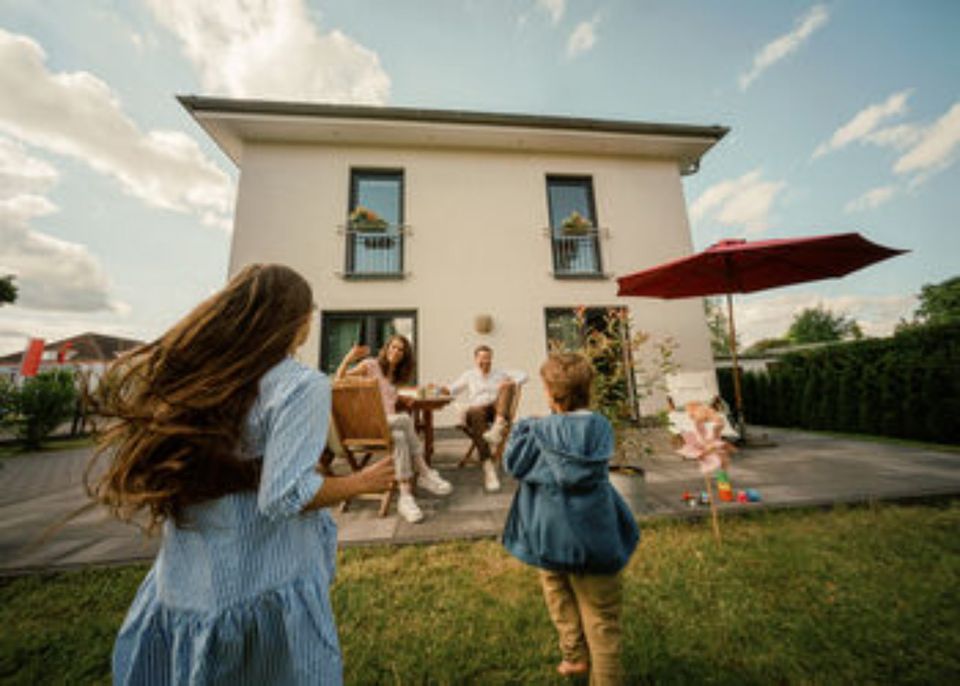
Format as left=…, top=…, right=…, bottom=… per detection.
left=560, top=211, right=593, bottom=236
left=349, top=206, right=389, bottom=233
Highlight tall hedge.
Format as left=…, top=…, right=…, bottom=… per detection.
left=717, top=322, right=960, bottom=445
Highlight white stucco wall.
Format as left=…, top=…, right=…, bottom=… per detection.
left=229, top=141, right=714, bottom=423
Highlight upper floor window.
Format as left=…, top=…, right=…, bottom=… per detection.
left=346, top=170, right=404, bottom=277
left=546, top=176, right=603, bottom=278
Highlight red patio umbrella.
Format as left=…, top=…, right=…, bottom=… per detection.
left=616, top=232, right=907, bottom=436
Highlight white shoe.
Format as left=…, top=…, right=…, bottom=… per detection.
left=418, top=468, right=453, bottom=496
left=397, top=493, right=424, bottom=523
left=483, top=420, right=506, bottom=445
left=482, top=460, right=501, bottom=492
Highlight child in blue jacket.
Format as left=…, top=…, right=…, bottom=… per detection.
left=502, top=352, right=639, bottom=684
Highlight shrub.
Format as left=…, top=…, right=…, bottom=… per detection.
left=4, top=370, right=78, bottom=449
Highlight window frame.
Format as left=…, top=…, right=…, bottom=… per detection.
left=346, top=168, right=406, bottom=278
left=545, top=175, right=604, bottom=279
left=319, top=309, right=419, bottom=383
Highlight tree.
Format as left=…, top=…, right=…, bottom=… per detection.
left=3, top=370, right=78, bottom=449
left=744, top=337, right=792, bottom=355
left=915, top=275, right=960, bottom=326
left=0, top=275, right=17, bottom=306
left=787, top=305, right=862, bottom=344
left=704, top=298, right=737, bottom=356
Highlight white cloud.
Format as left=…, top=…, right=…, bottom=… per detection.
left=146, top=0, right=390, bottom=104
left=0, top=28, right=234, bottom=228
left=736, top=292, right=917, bottom=346
left=893, top=101, right=960, bottom=180
left=537, top=0, right=565, bottom=25
left=739, top=4, right=829, bottom=91
left=566, top=17, right=599, bottom=59
left=844, top=185, right=897, bottom=213
left=813, top=90, right=911, bottom=158
left=0, top=136, right=121, bottom=313
left=690, top=170, right=786, bottom=236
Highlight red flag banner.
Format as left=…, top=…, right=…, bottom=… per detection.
left=20, top=338, right=45, bottom=377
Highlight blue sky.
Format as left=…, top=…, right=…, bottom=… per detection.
left=1, top=0, right=958, bottom=355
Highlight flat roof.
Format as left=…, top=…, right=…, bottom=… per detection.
left=178, top=95, right=728, bottom=173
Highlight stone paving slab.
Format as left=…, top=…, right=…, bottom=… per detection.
left=1, top=428, right=958, bottom=574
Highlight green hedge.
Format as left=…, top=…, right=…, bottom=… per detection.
left=718, top=322, right=960, bottom=444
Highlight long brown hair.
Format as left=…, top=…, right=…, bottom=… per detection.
left=377, top=334, right=415, bottom=385
left=87, top=263, right=314, bottom=533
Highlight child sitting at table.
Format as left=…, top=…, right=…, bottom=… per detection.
left=501, top=353, right=639, bottom=684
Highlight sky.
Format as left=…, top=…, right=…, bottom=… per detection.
left=1, top=0, right=958, bottom=356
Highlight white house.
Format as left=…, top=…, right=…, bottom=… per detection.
left=180, top=97, right=728, bottom=422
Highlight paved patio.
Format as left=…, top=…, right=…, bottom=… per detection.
left=1, top=427, right=958, bottom=574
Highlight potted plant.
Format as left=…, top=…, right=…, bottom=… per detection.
left=560, top=210, right=593, bottom=236
left=349, top=206, right=389, bottom=233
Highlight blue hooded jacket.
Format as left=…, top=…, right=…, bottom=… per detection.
left=501, top=412, right=640, bottom=574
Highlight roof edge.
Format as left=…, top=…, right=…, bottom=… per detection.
left=177, top=95, right=729, bottom=142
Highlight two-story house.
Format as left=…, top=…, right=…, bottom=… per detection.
left=180, top=97, right=727, bottom=421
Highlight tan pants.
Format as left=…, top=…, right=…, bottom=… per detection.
left=539, top=570, right=624, bottom=686
left=463, top=383, right=516, bottom=461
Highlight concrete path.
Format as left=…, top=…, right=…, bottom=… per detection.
left=1, top=428, right=958, bottom=574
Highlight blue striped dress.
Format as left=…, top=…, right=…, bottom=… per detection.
left=113, top=358, right=342, bottom=685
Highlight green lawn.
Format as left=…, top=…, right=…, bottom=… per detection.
left=2, top=502, right=959, bottom=685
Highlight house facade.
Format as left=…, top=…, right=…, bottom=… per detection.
left=181, top=97, right=728, bottom=421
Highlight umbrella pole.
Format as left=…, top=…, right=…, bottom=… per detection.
left=725, top=292, right=746, bottom=440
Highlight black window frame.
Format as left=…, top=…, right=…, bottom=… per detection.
left=319, top=309, right=418, bottom=383
left=346, top=168, right=405, bottom=279
left=545, top=175, right=604, bottom=279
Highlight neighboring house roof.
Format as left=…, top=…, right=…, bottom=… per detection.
left=0, top=332, right=145, bottom=366
left=178, top=95, right=728, bottom=175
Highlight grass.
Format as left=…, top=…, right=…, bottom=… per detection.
left=2, top=502, right=959, bottom=684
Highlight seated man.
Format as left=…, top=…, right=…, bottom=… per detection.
left=441, top=345, right=528, bottom=492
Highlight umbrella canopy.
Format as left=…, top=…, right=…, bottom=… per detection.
left=616, top=232, right=907, bottom=441
left=617, top=233, right=906, bottom=299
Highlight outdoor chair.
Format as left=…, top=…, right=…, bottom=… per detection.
left=457, top=385, right=523, bottom=468
left=322, top=378, right=396, bottom=517
left=665, top=371, right=739, bottom=447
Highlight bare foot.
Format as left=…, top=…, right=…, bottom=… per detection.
left=557, top=660, right=589, bottom=676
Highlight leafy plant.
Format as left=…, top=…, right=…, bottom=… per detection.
left=348, top=206, right=389, bottom=232
left=549, top=306, right=677, bottom=463
left=3, top=369, right=78, bottom=449
left=559, top=210, right=593, bottom=236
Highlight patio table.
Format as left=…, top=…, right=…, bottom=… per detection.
left=407, top=395, right=453, bottom=466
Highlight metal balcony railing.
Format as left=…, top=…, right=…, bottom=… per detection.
left=549, top=228, right=605, bottom=277
left=341, top=224, right=407, bottom=277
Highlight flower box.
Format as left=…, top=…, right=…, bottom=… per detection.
left=349, top=206, right=389, bottom=233
left=560, top=211, right=593, bottom=236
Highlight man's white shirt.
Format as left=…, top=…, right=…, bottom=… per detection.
left=447, top=368, right=528, bottom=407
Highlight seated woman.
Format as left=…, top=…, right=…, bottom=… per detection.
left=336, top=336, right=453, bottom=523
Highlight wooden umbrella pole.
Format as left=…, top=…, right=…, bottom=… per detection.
left=725, top=291, right=746, bottom=439
left=703, top=474, right=721, bottom=544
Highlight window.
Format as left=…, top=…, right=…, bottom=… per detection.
left=347, top=170, right=404, bottom=277
left=546, top=176, right=602, bottom=277
left=544, top=306, right=637, bottom=420
left=320, top=310, right=417, bottom=382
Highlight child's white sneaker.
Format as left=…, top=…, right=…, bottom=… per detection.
left=482, top=460, right=501, bottom=492
left=397, top=493, right=424, bottom=523
left=418, top=468, right=453, bottom=496
left=483, top=418, right=507, bottom=445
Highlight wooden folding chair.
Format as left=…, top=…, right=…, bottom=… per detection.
left=457, top=385, right=523, bottom=468
left=326, top=378, right=396, bottom=517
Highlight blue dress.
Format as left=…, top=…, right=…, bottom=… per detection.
left=113, top=358, right=342, bottom=685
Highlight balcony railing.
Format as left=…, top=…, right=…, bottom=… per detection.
left=549, top=228, right=605, bottom=277
left=340, top=224, right=407, bottom=278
